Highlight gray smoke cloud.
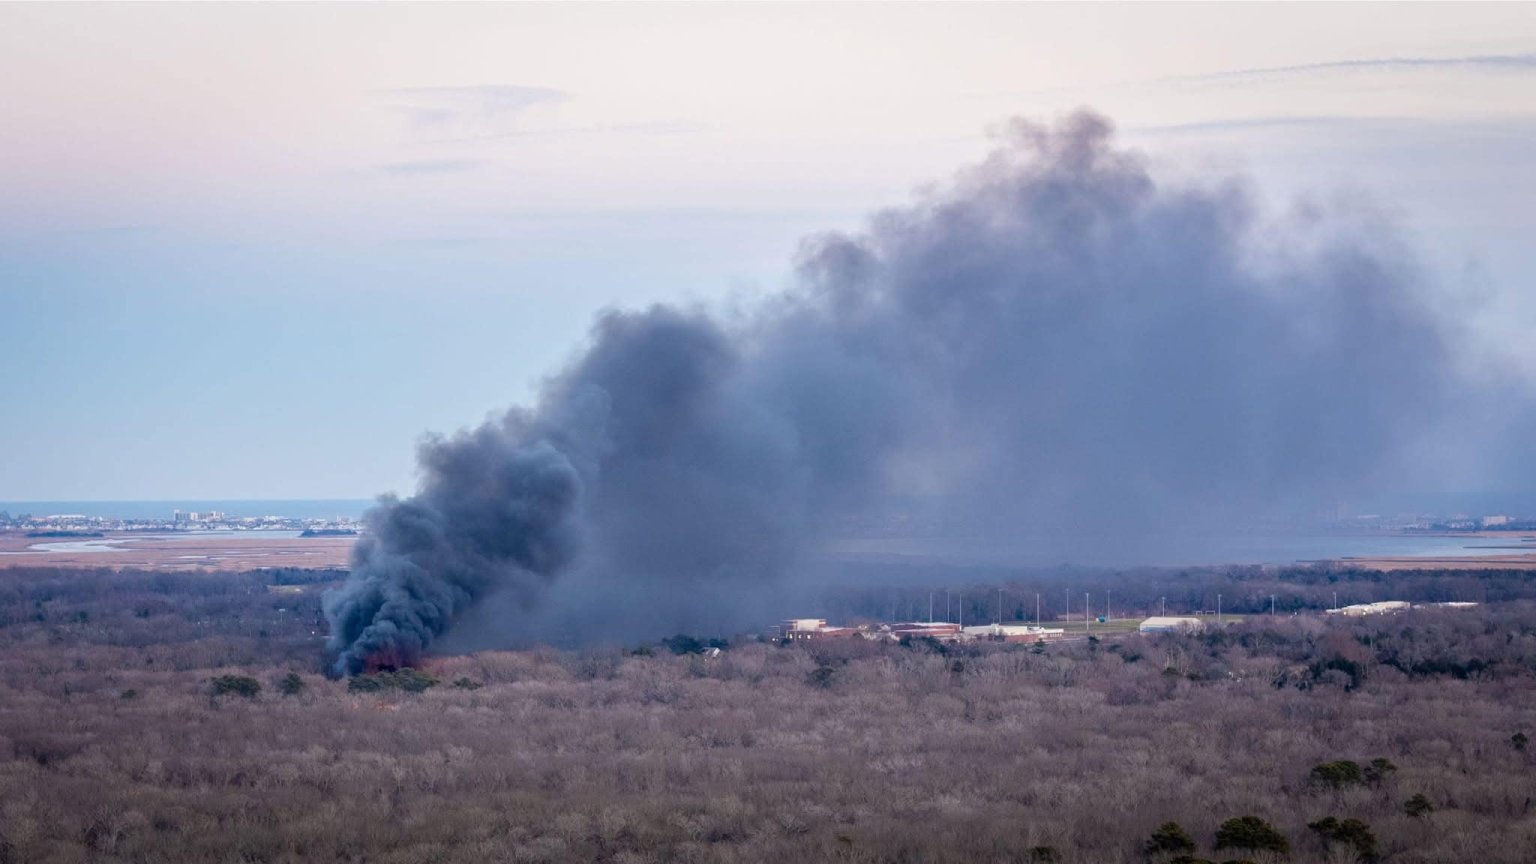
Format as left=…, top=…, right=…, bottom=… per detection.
left=326, top=110, right=1508, bottom=670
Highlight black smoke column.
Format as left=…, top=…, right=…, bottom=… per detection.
left=323, top=423, right=581, bottom=675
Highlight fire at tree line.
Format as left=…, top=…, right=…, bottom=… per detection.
left=2, top=560, right=1535, bottom=863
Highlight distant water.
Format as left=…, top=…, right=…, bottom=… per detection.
left=0, top=500, right=374, bottom=521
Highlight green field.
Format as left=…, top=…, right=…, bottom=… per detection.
left=1049, top=614, right=1247, bottom=635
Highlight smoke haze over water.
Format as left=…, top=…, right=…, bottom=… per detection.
left=324, top=110, right=1525, bottom=670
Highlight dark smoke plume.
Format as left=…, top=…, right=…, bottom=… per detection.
left=326, top=110, right=1492, bottom=670
left=324, top=433, right=581, bottom=674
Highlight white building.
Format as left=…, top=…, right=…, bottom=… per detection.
left=781, top=618, right=828, bottom=633
left=1138, top=616, right=1204, bottom=633
left=962, top=623, right=1067, bottom=642
left=779, top=618, right=862, bottom=641
left=1328, top=601, right=1411, bottom=617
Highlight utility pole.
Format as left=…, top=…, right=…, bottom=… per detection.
left=946, top=591, right=951, bottom=623
left=959, top=592, right=964, bottom=629
left=929, top=592, right=934, bottom=623
left=1085, top=592, right=1090, bottom=633
left=1106, top=590, right=1111, bottom=623
left=1160, top=596, right=1166, bottom=616
left=1333, top=591, right=1338, bottom=613
left=1217, top=594, right=1222, bottom=625
left=1036, top=592, right=1041, bottom=627
left=998, top=588, right=1003, bottom=625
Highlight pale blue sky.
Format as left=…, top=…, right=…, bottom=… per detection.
left=2, top=3, right=1534, bottom=500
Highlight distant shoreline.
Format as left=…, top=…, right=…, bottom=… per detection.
left=0, top=499, right=375, bottom=521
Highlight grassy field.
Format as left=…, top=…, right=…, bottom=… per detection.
left=0, top=531, right=355, bottom=571
left=1048, top=613, right=1248, bottom=636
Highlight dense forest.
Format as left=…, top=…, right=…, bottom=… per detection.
left=1, top=564, right=1534, bottom=863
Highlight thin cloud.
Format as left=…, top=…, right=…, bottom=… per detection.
left=1176, top=52, right=1536, bottom=84
left=1128, top=113, right=1536, bottom=139
left=418, top=119, right=709, bottom=146
left=379, top=158, right=484, bottom=176
left=1129, top=115, right=1391, bottom=136
left=964, top=52, right=1536, bottom=102
left=381, top=85, right=570, bottom=131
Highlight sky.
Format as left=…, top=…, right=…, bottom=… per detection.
left=2, top=3, right=1534, bottom=502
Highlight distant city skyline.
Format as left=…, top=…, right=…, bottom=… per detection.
left=3, top=4, right=1534, bottom=501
